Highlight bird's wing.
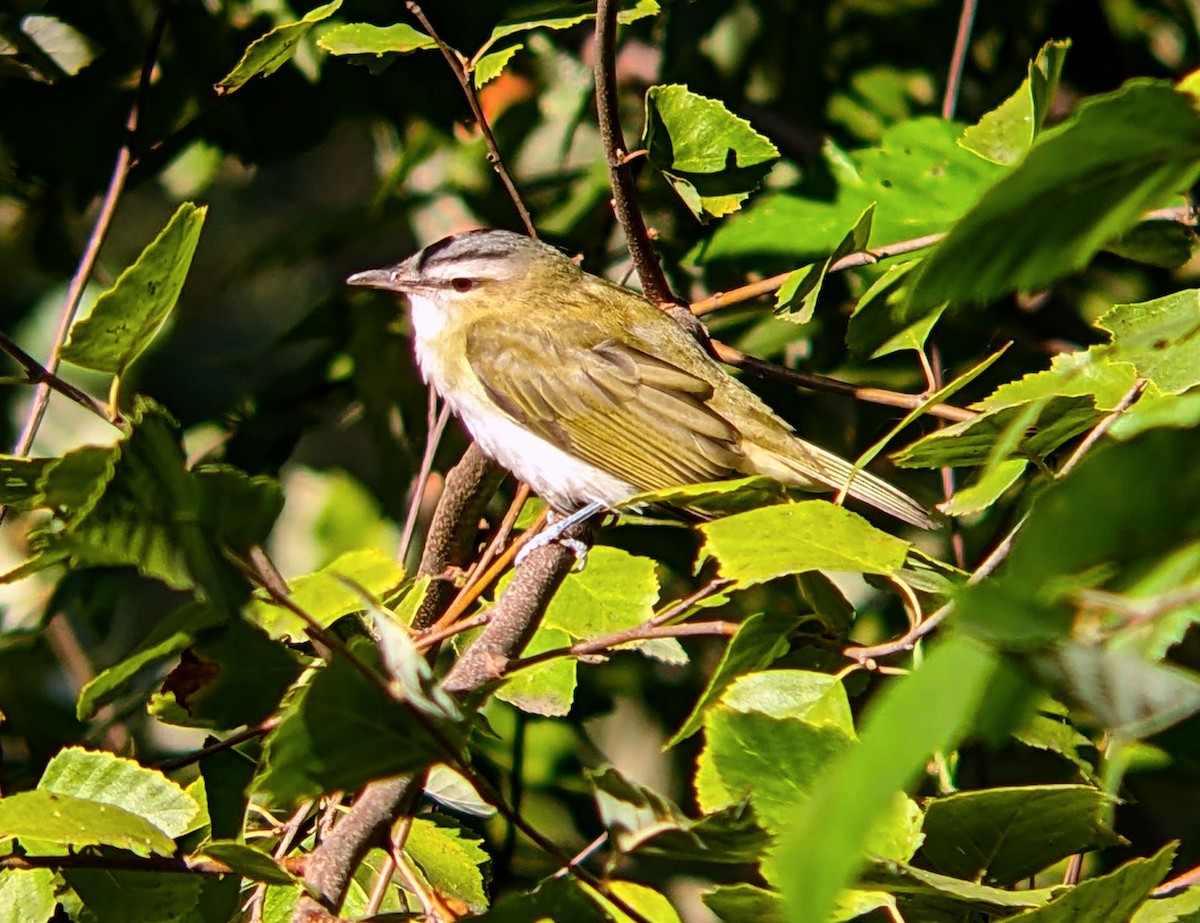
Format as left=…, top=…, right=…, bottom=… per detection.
left=465, top=319, right=743, bottom=492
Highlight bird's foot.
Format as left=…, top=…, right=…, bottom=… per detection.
left=515, top=501, right=605, bottom=569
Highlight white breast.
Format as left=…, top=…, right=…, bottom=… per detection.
left=407, top=294, right=637, bottom=511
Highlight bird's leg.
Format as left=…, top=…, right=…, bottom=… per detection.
left=516, top=500, right=606, bottom=569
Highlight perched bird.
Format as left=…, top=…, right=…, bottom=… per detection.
left=347, top=229, right=934, bottom=538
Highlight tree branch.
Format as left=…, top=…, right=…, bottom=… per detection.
left=594, top=0, right=674, bottom=305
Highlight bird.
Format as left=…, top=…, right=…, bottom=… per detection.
left=347, top=229, right=934, bottom=546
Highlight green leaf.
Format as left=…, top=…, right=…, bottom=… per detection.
left=1096, top=290, right=1200, bottom=394
left=774, top=635, right=1000, bottom=923
left=473, top=44, right=522, bottom=88
left=695, top=671, right=856, bottom=818
left=149, top=618, right=304, bottom=730
left=1005, top=844, right=1174, bottom=922
left=700, top=118, right=1003, bottom=264
left=215, top=0, right=343, bottom=93
left=478, top=877, right=608, bottom=922
left=624, top=475, right=786, bottom=517
left=39, top=747, right=202, bottom=839
left=246, top=548, right=406, bottom=641
left=16, top=14, right=97, bottom=78
left=774, top=205, right=874, bottom=325
left=0, top=790, right=176, bottom=857
left=495, top=626, right=576, bottom=716
left=38, top=399, right=253, bottom=612
left=859, top=861, right=1054, bottom=915
left=919, top=785, right=1122, bottom=885
left=477, top=0, right=659, bottom=59
left=63, top=869, right=202, bottom=923
left=0, top=869, right=56, bottom=923
left=542, top=546, right=659, bottom=638
left=1028, top=643, right=1200, bottom=740
left=959, top=39, right=1071, bottom=165
left=0, top=457, right=53, bottom=511
left=317, top=21, right=435, bottom=57
left=704, top=883, right=786, bottom=923
left=643, top=84, right=780, bottom=220
left=255, top=640, right=455, bottom=806
left=666, top=610, right=805, bottom=748
left=406, top=815, right=490, bottom=914
left=1105, top=219, right=1198, bottom=268
left=589, top=766, right=769, bottom=863
left=940, top=459, right=1028, bottom=516
left=698, top=501, right=909, bottom=588
left=909, top=81, right=1200, bottom=311
left=1132, top=885, right=1200, bottom=922
left=201, top=841, right=297, bottom=886
left=845, top=259, right=943, bottom=358
left=77, top=602, right=225, bottom=721
left=61, top=203, right=206, bottom=379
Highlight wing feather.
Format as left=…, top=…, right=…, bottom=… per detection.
left=467, top=321, right=743, bottom=493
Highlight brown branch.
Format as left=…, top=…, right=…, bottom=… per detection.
left=843, top=379, right=1148, bottom=664
left=1, top=852, right=237, bottom=876
left=594, top=0, right=674, bottom=305
left=5, top=0, right=168, bottom=479
left=441, top=518, right=594, bottom=695
left=511, top=619, right=737, bottom=672
left=941, top=0, right=979, bottom=120
left=411, top=443, right=506, bottom=630
left=405, top=2, right=536, bottom=236
left=0, top=332, right=119, bottom=426
left=712, top=341, right=975, bottom=424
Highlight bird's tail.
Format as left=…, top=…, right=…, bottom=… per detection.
left=746, top=440, right=937, bottom=529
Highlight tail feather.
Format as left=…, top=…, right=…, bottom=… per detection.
left=746, top=440, right=937, bottom=529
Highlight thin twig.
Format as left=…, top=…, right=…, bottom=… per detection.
left=691, top=232, right=946, bottom=316
left=713, top=341, right=975, bottom=424
left=1055, top=379, right=1147, bottom=478
left=405, top=2, right=536, bottom=236
left=464, top=484, right=530, bottom=589
left=6, top=0, right=169, bottom=473
left=399, top=398, right=452, bottom=563
left=0, top=332, right=119, bottom=426
left=942, top=0, right=979, bottom=119
left=510, top=620, right=737, bottom=672
left=594, top=0, right=673, bottom=304
left=152, top=719, right=276, bottom=771
left=651, top=578, right=736, bottom=625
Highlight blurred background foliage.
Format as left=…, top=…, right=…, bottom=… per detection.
left=2, top=0, right=1200, bottom=917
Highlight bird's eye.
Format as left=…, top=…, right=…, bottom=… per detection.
left=450, top=278, right=474, bottom=293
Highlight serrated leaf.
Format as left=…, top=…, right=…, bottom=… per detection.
left=698, top=502, right=908, bottom=587
left=0, top=790, right=176, bottom=857
left=496, top=626, right=575, bottom=716
left=919, top=785, right=1122, bottom=885
left=643, top=84, right=779, bottom=219
left=700, top=118, right=1004, bottom=265
left=0, top=869, right=56, bottom=923
left=406, top=815, right=490, bottom=914
left=774, top=205, right=874, bottom=325
left=215, top=0, right=343, bottom=93
left=317, top=21, right=435, bottom=57
left=960, top=39, right=1070, bottom=165
left=542, top=546, right=659, bottom=638
left=246, top=548, right=406, bottom=641
left=1132, top=885, right=1200, bottom=922
left=909, top=81, right=1200, bottom=312
left=473, top=44, right=522, bottom=88
left=1096, top=290, right=1200, bottom=394
left=477, top=0, right=659, bottom=59
left=61, top=203, right=206, bottom=379
left=666, top=611, right=805, bottom=748
left=39, top=747, right=201, bottom=839
left=775, top=635, right=1000, bottom=923
left=255, top=640, right=455, bottom=806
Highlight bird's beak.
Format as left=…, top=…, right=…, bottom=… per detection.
left=346, top=267, right=400, bottom=291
